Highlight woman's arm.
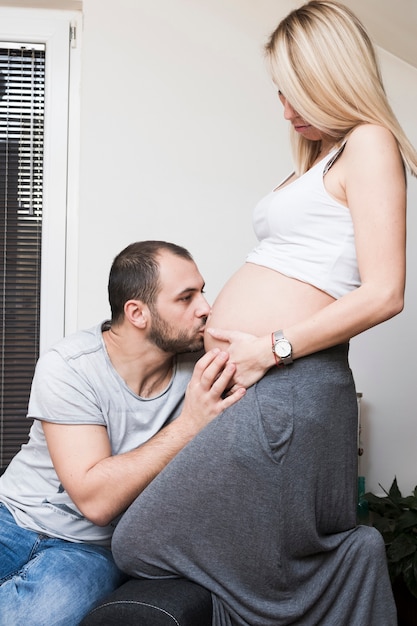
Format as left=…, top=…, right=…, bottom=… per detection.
left=208, top=124, right=406, bottom=389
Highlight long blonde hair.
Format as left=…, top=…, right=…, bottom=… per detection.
left=265, top=0, right=417, bottom=176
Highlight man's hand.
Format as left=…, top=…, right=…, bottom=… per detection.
left=42, top=349, right=245, bottom=528
left=178, top=348, right=246, bottom=435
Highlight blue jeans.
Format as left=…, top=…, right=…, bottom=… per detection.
left=0, top=503, right=127, bottom=626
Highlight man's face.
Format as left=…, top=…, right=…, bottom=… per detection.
left=148, top=251, right=210, bottom=354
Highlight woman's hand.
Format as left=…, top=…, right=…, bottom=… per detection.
left=206, top=328, right=274, bottom=390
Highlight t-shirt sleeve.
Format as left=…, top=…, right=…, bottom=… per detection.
left=27, top=349, right=106, bottom=426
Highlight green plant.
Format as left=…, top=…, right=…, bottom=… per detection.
left=365, top=478, right=417, bottom=599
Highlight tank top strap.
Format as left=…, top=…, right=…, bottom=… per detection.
left=323, top=142, right=347, bottom=175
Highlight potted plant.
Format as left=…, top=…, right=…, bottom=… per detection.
left=365, top=478, right=417, bottom=625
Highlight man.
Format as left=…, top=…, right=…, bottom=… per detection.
left=0, top=240, right=245, bottom=626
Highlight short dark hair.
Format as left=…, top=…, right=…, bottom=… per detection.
left=108, top=241, right=193, bottom=324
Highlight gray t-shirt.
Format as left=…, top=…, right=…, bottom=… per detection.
left=0, top=323, right=199, bottom=546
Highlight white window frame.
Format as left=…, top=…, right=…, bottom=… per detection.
left=0, top=7, right=81, bottom=353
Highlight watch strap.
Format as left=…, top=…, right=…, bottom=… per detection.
left=272, top=332, right=282, bottom=367
left=272, top=330, right=293, bottom=366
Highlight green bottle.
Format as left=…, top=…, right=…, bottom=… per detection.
left=357, top=475, right=369, bottom=521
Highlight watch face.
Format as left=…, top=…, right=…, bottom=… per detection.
left=275, top=339, right=291, bottom=358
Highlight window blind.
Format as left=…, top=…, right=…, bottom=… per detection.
left=0, top=43, right=45, bottom=471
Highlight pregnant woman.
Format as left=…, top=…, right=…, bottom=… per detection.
left=112, top=2, right=417, bottom=624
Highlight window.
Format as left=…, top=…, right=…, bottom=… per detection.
left=0, top=9, right=80, bottom=471
left=0, top=42, right=45, bottom=469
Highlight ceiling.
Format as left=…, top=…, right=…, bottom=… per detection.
left=344, top=0, right=417, bottom=69
left=0, top=1, right=415, bottom=68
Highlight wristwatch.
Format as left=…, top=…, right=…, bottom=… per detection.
left=272, top=330, right=293, bottom=366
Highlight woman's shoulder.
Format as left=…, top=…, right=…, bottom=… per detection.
left=345, top=124, right=397, bottom=152
left=341, top=124, right=405, bottom=199
left=343, top=124, right=402, bottom=171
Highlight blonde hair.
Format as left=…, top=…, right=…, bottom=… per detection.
left=265, top=0, right=417, bottom=176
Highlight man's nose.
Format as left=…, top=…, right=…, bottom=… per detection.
left=196, top=295, right=211, bottom=317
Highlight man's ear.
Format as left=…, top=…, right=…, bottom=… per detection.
left=124, top=300, right=149, bottom=329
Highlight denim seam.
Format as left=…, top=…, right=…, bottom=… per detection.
left=0, top=547, right=45, bottom=585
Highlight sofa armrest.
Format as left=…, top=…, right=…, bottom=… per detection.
left=80, top=577, right=213, bottom=626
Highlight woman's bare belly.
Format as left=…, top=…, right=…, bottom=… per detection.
left=204, top=262, right=335, bottom=350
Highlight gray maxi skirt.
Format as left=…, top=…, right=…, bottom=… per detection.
left=112, top=344, right=397, bottom=626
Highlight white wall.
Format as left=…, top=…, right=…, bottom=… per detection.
left=77, top=0, right=294, bottom=312
left=349, top=50, right=417, bottom=496
left=76, top=0, right=417, bottom=495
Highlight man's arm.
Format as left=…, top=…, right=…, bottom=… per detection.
left=42, top=349, right=245, bottom=526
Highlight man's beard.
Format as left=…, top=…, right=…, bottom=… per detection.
left=148, top=306, right=206, bottom=354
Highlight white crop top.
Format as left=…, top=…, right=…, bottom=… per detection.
left=246, top=146, right=360, bottom=299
